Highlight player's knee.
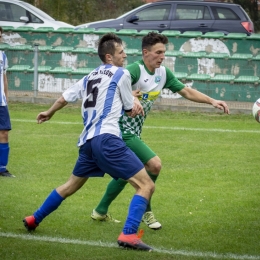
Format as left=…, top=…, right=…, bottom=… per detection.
left=146, top=157, right=162, bottom=175
left=0, top=130, right=8, bottom=142
left=153, top=161, right=162, bottom=175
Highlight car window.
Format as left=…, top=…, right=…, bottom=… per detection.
left=0, top=3, right=10, bottom=21
left=211, top=7, right=240, bottom=20
left=176, top=5, right=211, bottom=20
left=22, top=2, right=54, bottom=21
left=135, top=5, right=171, bottom=21
left=9, top=3, right=26, bottom=22
left=0, top=2, right=43, bottom=23
left=10, top=3, right=42, bottom=23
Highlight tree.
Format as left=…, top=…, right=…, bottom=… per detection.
left=22, top=0, right=144, bottom=26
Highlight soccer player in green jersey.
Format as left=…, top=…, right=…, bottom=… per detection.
left=91, top=32, right=230, bottom=230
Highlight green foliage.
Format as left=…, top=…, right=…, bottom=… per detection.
left=0, top=102, right=260, bottom=260
left=21, top=0, right=260, bottom=31
left=22, top=0, right=144, bottom=26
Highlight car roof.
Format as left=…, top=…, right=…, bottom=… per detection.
left=155, top=0, right=239, bottom=5
left=1, top=0, right=24, bottom=3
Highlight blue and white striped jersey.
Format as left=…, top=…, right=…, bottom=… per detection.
left=62, top=64, right=134, bottom=146
left=0, top=51, right=8, bottom=106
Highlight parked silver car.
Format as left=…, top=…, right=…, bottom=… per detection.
left=0, top=0, right=74, bottom=29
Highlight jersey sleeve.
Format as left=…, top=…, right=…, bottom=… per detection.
left=163, top=67, right=185, bottom=92
left=3, top=52, right=8, bottom=73
left=62, top=76, right=87, bottom=102
left=126, top=61, right=141, bottom=85
left=118, top=70, right=134, bottom=112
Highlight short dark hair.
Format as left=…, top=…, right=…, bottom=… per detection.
left=98, top=33, right=123, bottom=63
left=142, top=32, right=168, bottom=50
left=0, top=26, right=3, bottom=34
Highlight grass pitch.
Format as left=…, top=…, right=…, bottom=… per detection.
left=0, top=102, right=259, bottom=260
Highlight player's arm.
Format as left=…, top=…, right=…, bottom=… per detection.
left=120, top=72, right=135, bottom=117
left=37, top=77, right=85, bottom=124
left=3, top=53, right=8, bottom=102
left=37, top=96, right=68, bottom=124
left=126, top=62, right=144, bottom=116
left=3, top=73, right=8, bottom=102
left=178, top=86, right=230, bottom=114
left=131, top=97, right=144, bottom=117
left=165, top=67, right=229, bottom=114
left=120, top=71, right=143, bottom=117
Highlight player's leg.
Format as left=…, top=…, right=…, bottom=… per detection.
left=91, top=178, right=126, bottom=222
left=23, top=140, right=99, bottom=231
left=92, top=133, right=160, bottom=223
left=92, top=134, right=154, bottom=250
left=93, top=155, right=161, bottom=219
left=124, top=134, right=162, bottom=230
left=23, top=174, right=88, bottom=230
left=118, top=168, right=155, bottom=251
left=0, top=106, right=13, bottom=177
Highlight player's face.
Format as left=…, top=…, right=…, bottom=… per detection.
left=143, top=43, right=166, bottom=72
left=111, top=43, right=127, bottom=67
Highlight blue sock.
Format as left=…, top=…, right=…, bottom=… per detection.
left=0, top=143, right=9, bottom=172
left=123, top=194, right=148, bottom=235
left=33, top=189, right=64, bottom=224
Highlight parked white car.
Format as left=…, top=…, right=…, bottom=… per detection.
left=0, top=0, right=74, bottom=29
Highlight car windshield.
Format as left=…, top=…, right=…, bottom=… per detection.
left=117, top=3, right=151, bottom=19
left=22, top=2, right=55, bottom=21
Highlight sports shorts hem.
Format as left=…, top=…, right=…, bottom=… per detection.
left=0, top=106, right=11, bottom=130
left=73, top=133, right=144, bottom=180
left=122, top=132, right=156, bottom=164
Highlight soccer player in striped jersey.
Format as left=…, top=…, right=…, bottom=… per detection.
left=91, top=32, right=230, bottom=230
left=23, top=33, right=154, bottom=251
left=0, top=27, right=14, bottom=177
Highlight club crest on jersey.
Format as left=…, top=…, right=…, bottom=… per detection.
left=155, top=76, right=161, bottom=83
left=142, top=93, right=149, bottom=100
left=139, top=91, right=160, bottom=101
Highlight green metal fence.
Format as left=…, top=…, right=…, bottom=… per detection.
left=1, top=26, right=260, bottom=103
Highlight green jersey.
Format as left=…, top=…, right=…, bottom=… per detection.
left=119, top=60, right=185, bottom=137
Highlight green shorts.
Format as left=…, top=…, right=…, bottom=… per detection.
left=123, top=133, right=156, bottom=165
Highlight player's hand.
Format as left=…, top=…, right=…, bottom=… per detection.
left=211, top=100, right=230, bottom=114
left=36, top=112, right=51, bottom=124
left=130, top=97, right=144, bottom=117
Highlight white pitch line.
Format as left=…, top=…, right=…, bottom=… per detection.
left=0, top=232, right=259, bottom=260
left=143, top=126, right=260, bottom=134
left=11, top=119, right=260, bottom=133
left=12, top=119, right=81, bottom=125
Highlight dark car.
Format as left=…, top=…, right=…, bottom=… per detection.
left=76, top=0, right=254, bottom=35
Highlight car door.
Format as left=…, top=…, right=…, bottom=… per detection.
left=123, top=4, right=173, bottom=32
left=0, top=1, right=43, bottom=29
left=170, top=4, right=214, bottom=33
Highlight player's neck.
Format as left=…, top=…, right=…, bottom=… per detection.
left=143, top=61, right=155, bottom=74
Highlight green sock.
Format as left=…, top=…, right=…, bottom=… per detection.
left=95, top=178, right=128, bottom=215
left=146, top=171, right=158, bottom=212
